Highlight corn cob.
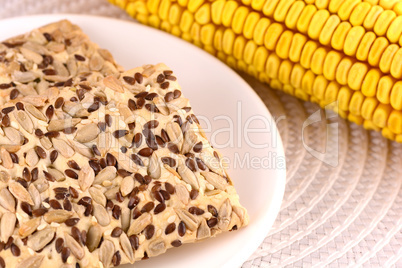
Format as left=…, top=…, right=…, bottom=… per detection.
left=110, top=0, right=402, bottom=142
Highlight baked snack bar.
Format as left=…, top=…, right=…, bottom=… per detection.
left=0, top=21, right=249, bottom=268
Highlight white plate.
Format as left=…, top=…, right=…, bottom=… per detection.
left=0, top=15, right=286, bottom=268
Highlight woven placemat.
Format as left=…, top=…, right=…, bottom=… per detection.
left=1, top=0, right=401, bottom=266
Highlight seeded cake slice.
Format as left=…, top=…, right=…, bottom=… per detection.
left=0, top=20, right=123, bottom=106
left=0, top=62, right=249, bottom=267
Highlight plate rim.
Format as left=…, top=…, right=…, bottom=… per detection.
left=0, top=14, right=286, bottom=267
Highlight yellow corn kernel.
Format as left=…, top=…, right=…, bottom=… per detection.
left=148, top=14, right=162, bottom=28
left=338, top=0, right=361, bottom=21
left=265, top=53, right=281, bottom=79
left=251, top=0, right=266, bottom=11
left=344, top=26, right=365, bottom=56
left=350, top=2, right=371, bottom=26
left=253, top=18, right=271, bottom=45
left=301, top=70, right=316, bottom=95
left=217, top=51, right=227, bottom=62
left=329, top=0, right=346, bottom=13
left=390, top=81, right=402, bottom=110
left=276, top=30, right=293, bottom=59
left=361, top=68, right=381, bottom=97
left=248, top=64, right=259, bottom=78
left=364, top=0, right=379, bottom=5
left=270, top=79, right=283, bottom=90
left=274, top=0, right=296, bottom=22
left=191, top=22, right=201, bottom=41
left=368, top=37, right=389, bottom=67
left=244, top=40, right=257, bottom=64
left=182, top=31, right=192, bottom=42
left=300, top=40, right=319, bottom=69
left=386, top=16, right=402, bottom=43
left=213, top=27, right=224, bottom=51
left=160, top=19, right=172, bottom=32
left=285, top=1, right=306, bottom=30
left=390, top=48, right=402, bottom=79
left=232, top=6, right=249, bottom=34
left=283, top=84, right=295, bottom=96
left=324, top=81, right=340, bottom=104
left=243, top=12, right=261, bottom=39
left=262, top=0, right=280, bottom=16
left=394, top=2, right=402, bottom=15
left=382, top=127, right=396, bottom=139
left=222, top=28, right=236, bottom=55
left=297, top=5, right=317, bottom=34
left=289, top=33, right=308, bottom=63
left=363, top=120, right=380, bottom=130
left=373, top=103, right=392, bottom=127
left=278, top=60, right=293, bottom=84
left=200, top=24, right=215, bottom=45
left=348, top=62, right=368, bottom=90
left=377, top=75, right=394, bottom=104
left=331, top=22, right=352, bottom=51
left=315, top=0, right=329, bottom=9
left=136, top=13, right=150, bottom=24
left=211, top=0, right=225, bottom=25
left=349, top=91, right=365, bottom=115
left=171, top=25, right=182, bottom=37
left=363, top=5, right=384, bottom=30
left=114, top=0, right=127, bottom=9
left=290, top=64, right=306, bottom=88
left=253, top=46, right=269, bottom=72
left=374, top=10, right=397, bottom=37
left=312, top=75, right=328, bottom=100
left=308, top=10, right=330, bottom=40
left=169, top=4, right=183, bottom=25
left=126, top=2, right=138, bottom=17
left=132, top=1, right=149, bottom=15
left=323, top=51, right=342, bottom=81
left=195, top=3, right=211, bottom=24
left=264, top=23, right=285, bottom=50
left=311, top=47, right=328, bottom=75
left=397, top=134, right=402, bottom=143
left=319, top=15, right=341, bottom=45
left=361, top=97, right=378, bottom=120
left=305, top=0, right=316, bottom=5
left=356, top=32, right=376, bottom=61
left=222, top=1, right=239, bottom=27
left=147, top=0, right=161, bottom=14
left=387, top=110, right=402, bottom=133
left=336, top=109, right=349, bottom=119
left=188, top=0, right=205, bottom=12
left=338, top=86, right=353, bottom=111
left=336, top=58, right=354, bottom=85
left=348, top=114, right=364, bottom=125
left=379, top=44, right=398, bottom=73
left=227, top=56, right=237, bottom=69
left=295, top=88, right=310, bottom=101
left=380, top=0, right=399, bottom=9
left=237, top=60, right=248, bottom=72
left=204, top=44, right=217, bottom=55
left=180, top=10, right=194, bottom=32
left=233, top=35, right=247, bottom=60
left=178, top=0, right=188, bottom=7
left=160, top=0, right=172, bottom=20
left=259, top=72, right=270, bottom=84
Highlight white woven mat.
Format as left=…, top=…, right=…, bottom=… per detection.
left=1, top=0, right=401, bottom=267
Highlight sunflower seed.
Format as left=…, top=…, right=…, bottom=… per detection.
left=196, top=219, right=211, bottom=240
left=153, top=96, right=169, bottom=115
left=27, top=227, right=55, bottom=251
left=200, top=152, right=224, bottom=176
left=201, top=171, right=228, bottom=190
left=120, top=232, right=135, bottom=263
left=0, top=188, right=15, bottom=212
left=19, top=217, right=41, bottom=238
left=99, top=239, right=114, bottom=268
left=89, top=53, right=104, bottom=71
left=16, top=255, right=44, bottom=268
left=121, top=207, right=131, bottom=232
left=43, top=210, right=73, bottom=223
left=0, top=147, right=14, bottom=169
left=178, top=161, right=199, bottom=190
left=120, top=176, right=135, bottom=197
left=25, top=103, right=47, bottom=121
left=166, top=122, right=183, bottom=150
left=15, top=110, right=34, bottom=133
left=103, top=75, right=124, bottom=93
left=93, top=166, right=117, bottom=185
left=20, top=47, right=43, bottom=64
left=148, top=153, right=161, bottom=179
left=218, top=199, right=232, bottom=230
left=167, top=97, right=189, bottom=112
left=48, top=118, right=81, bottom=131
left=9, top=180, right=34, bottom=205
left=52, top=138, right=75, bottom=158
left=86, top=224, right=102, bottom=252
left=47, top=167, right=65, bottom=182
left=182, top=130, right=198, bottom=154
left=175, top=184, right=190, bottom=205
left=25, top=148, right=39, bottom=167
left=4, top=128, right=24, bottom=145
left=127, top=212, right=152, bottom=236
left=40, top=136, right=53, bottom=150
left=75, top=123, right=100, bottom=143
left=148, top=239, right=166, bottom=257
left=67, top=139, right=94, bottom=158
left=232, top=206, right=248, bottom=225
left=0, top=212, right=16, bottom=242
left=174, top=208, right=199, bottom=231
left=65, top=233, right=85, bottom=260
left=104, top=186, right=119, bottom=200
left=28, top=184, right=41, bottom=209
left=93, top=203, right=110, bottom=226
left=78, top=165, right=95, bottom=191
left=89, top=187, right=106, bottom=207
